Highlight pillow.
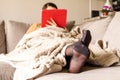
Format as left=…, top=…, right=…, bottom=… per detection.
left=65, top=20, right=75, bottom=32
left=0, top=20, right=6, bottom=54
left=5, top=20, right=31, bottom=53
left=103, top=12, right=120, bottom=50
left=0, top=61, right=15, bottom=80
left=81, top=16, right=113, bottom=44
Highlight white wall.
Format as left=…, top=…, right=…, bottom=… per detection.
left=91, top=0, right=105, bottom=10
left=0, top=0, right=104, bottom=24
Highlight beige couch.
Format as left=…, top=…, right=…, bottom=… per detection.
left=0, top=20, right=31, bottom=80
left=1, top=12, right=120, bottom=80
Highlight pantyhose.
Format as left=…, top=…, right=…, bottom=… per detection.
left=65, top=30, right=91, bottom=73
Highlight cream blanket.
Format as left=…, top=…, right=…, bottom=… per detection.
left=0, top=26, right=80, bottom=80
left=0, top=25, right=120, bottom=80
left=88, top=40, right=120, bottom=67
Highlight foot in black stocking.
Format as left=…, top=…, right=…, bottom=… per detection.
left=65, top=30, right=91, bottom=73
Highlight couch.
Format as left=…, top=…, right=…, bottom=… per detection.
left=1, top=12, right=120, bottom=80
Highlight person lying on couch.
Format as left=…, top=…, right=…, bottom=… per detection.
left=26, top=2, right=91, bottom=73
left=0, top=2, right=91, bottom=80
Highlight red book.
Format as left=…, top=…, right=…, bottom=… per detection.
left=41, top=9, right=67, bottom=28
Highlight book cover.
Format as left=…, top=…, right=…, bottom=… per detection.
left=41, top=9, right=67, bottom=28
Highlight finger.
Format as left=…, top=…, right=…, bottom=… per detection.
left=50, top=18, right=57, bottom=25
left=48, top=18, right=57, bottom=26
left=46, top=24, right=56, bottom=27
left=46, top=24, right=51, bottom=27
left=46, top=20, right=57, bottom=27
left=47, top=20, right=54, bottom=25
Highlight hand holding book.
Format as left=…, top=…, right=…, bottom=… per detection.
left=41, top=9, right=67, bottom=28
left=46, top=18, right=57, bottom=27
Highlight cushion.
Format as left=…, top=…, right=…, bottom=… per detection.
left=36, top=66, right=120, bottom=80
left=0, top=61, right=15, bottom=80
left=81, top=16, right=113, bottom=44
left=103, top=12, right=120, bottom=50
left=5, top=20, right=31, bottom=53
left=0, top=20, right=6, bottom=54
left=79, top=16, right=102, bottom=29
left=65, top=20, right=75, bottom=32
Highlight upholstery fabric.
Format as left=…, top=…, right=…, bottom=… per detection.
left=35, top=66, right=120, bottom=80
left=0, top=20, right=6, bottom=54
left=79, top=16, right=102, bottom=29
left=103, top=12, right=120, bottom=50
left=81, top=16, right=113, bottom=44
left=65, top=20, right=75, bottom=32
left=0, top=61, right=15, bottom=80
left=5, top=20, right=31, bottom=53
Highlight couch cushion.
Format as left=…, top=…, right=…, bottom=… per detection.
left=35, top=66, right=120, bottom=80
left=103, top=12, right=120, bottom=50
left=5, top=20, right=31, bottom=53
left=0, top=61, right=15, bottom=80
left=0, top=20, right=6, bottom=54
left=66, top=20, right=75, bottom=32
left=81, top=16, right=113, bottom=44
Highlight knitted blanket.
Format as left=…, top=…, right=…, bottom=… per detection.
left=0, top=26, right=80, bottom=80
left=88, top=40, right=120, bottom=67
